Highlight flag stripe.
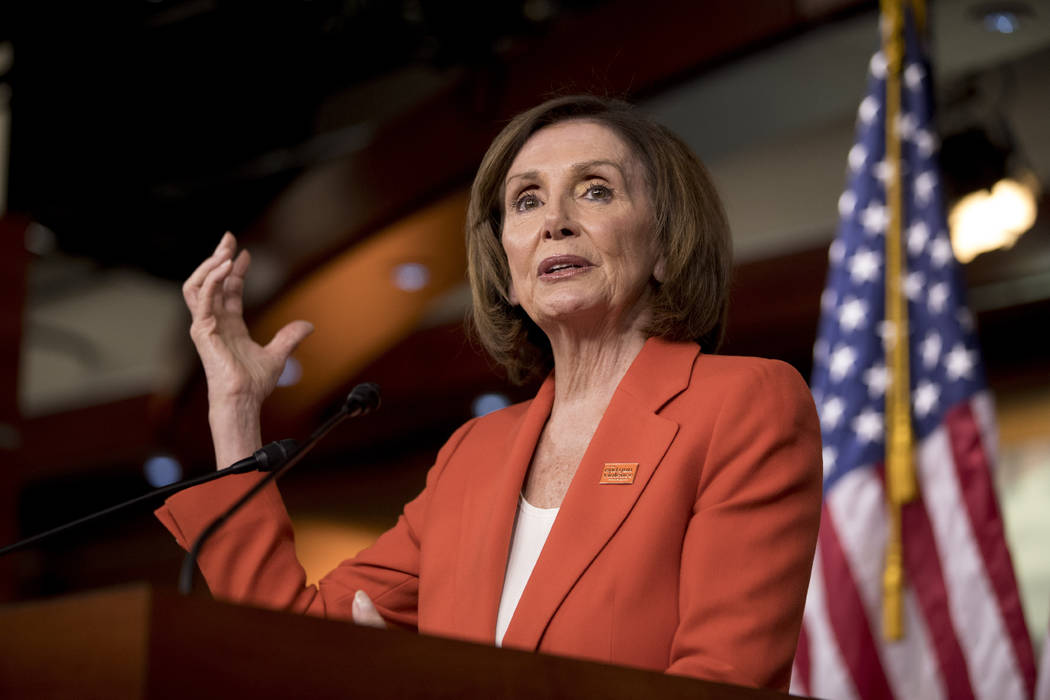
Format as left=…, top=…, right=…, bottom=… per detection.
left=901, top=494, right=976, bottom=699
left=794, top=615, right=812, bottom=695
left=833, top=468, right=945, bottom=699
left=917, top=403, right=1026, bottom=700
left=819, top=502, right=894, bottom=699
left=947, top=401, right=1037, bottom=696
left=802, top=548, right=860, bottom=700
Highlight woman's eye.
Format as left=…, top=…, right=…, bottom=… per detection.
left=514, top=192, right=541, bottom=212
left=584, top=183, right=612, bottom=200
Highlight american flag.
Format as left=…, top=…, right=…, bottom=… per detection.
left=791, top=8, right=1037, bottom=699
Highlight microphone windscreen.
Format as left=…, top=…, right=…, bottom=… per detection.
left=345, top=382, right=381, bottom=416
left=254, top=438, right=299, bottom=471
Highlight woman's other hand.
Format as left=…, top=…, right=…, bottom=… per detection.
left=352, top=590, right=388, bottom=629
left=183, top=232, right=313, bottom=468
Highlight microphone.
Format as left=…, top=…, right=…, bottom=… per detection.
left=177, top=382, right=381, bottom=595
left=0, top=383, right=381, bottom=559
left=226, top=439, right=299, bottom=474
left=208, top=384, right=380, bottom=474
left=0, top=442, right=291, bottom=557
left=345, top=381, right=381, bottom=417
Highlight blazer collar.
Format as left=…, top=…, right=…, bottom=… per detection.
left=615, top=336, right=700, bottom=414
left=496, top=337, right=701, bottom=650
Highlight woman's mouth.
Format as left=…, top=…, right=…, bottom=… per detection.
left=538, top=255, right=594, bottom=279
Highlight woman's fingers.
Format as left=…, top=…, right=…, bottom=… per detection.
left=265, top=320, right=315, bottom=362
left=181, top=232, right=314, bottom=405
left=196, top=257, right=233, bottom=326
left=183, top=232, right=237, bottom=308
left=352, top=590, right=387, bottom=629
left=222, top=249, right=251, bottom=316
left=231, top=246, right=251, bottom=277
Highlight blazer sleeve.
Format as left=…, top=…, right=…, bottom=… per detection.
left=154, top=418, right=477, bottom=629
left=666, top=360, right=822, bottom=690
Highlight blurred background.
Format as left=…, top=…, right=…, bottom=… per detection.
left=0, top=0, right=1047, bottom=646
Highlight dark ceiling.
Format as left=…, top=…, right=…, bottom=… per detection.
left=3, top=0, right=611, bottom=278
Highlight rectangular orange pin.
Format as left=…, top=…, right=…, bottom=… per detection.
left=600, top=463, right=638, bottom=485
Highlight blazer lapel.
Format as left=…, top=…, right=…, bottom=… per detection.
left=500, top=338, right=700, bottom=651
left=451, top=376, right=555, bottom=644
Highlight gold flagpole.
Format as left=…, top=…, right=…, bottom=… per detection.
left=880, top=0, right=919, bottom=642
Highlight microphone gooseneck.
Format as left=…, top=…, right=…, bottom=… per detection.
left=177, top=382, right=381, bottom=595
left=0, top=469, right=230, bottom=557
left=1, top=436, right=298, bottom=558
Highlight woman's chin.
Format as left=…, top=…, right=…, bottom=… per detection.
left=528, top=299, right=630, bottom=336
left=528, top=293, right=601, bottom=320
left=526, top=287, right=651, bottom=334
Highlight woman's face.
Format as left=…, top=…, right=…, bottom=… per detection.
left=500, top=120, right=663, bottom=335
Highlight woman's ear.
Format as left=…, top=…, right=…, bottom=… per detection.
left=507, top=281, right=519, bottom=306
left=653, top=256, right=667, bottom=284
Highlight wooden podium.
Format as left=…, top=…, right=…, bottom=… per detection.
left=0, top=583, right=791, bottom=699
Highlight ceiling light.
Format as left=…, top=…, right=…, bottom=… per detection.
left=392, top=262, right=431, bottom=291
left=984, top=11, right=1020, bottom=33
left=277, top=356, right=303, bottom=387
left=472, top=392, right=510, bottom=417
left=971, top=3, right=1035, bottom=34
left=948, top=174, right=1038, bottom=263
left=144, top=455, right=182, bottom=487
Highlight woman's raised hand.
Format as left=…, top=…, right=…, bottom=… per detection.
left=183, top=233, right=313, bottom=467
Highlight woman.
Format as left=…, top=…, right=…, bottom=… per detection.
left=157, top=95, right=822, bottom=691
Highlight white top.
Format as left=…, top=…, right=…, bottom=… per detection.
left=494, top=495, right=560, bottom=647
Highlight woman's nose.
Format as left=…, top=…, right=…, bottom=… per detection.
left=543, top=200, right=576, bottom=239
left=544, top=225, right=575, bottom=240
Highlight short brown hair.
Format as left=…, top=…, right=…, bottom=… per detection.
left=466, top=95, right=731, bottom=383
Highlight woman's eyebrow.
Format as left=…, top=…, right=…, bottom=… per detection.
left=505, top=169, right=538, bottom=188
left=505, top=159, right=625, bottom=188
left=569, top=159, right=624, bottom=177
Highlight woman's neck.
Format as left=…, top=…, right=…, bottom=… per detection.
left=547, top=328, right=648, bottom=410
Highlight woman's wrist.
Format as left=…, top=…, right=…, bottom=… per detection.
left=208, top=391, right=263, bottom=417
left=208, top=397, right=264, bottom=470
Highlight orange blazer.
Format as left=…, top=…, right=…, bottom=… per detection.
left=157, top=337, right=822, bottom=691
